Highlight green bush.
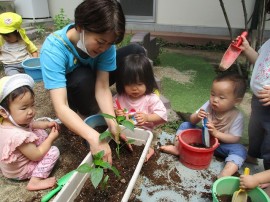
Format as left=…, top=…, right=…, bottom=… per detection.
left=53, top=8, right=70, bottom=30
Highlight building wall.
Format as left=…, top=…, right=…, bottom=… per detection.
left=45, top=0, right=269, bottom=37
left=47, top=0, right=82, bottom=20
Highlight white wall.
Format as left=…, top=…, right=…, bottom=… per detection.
left=156, top=0, right=255, bottom=29
left=47, top=0, right=82, bottom=20
left=46, top=0, right=270, bottom=34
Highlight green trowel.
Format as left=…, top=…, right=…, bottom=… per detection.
left=41, top=170, right=75, bottom=202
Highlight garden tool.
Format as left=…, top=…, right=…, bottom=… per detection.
left=232, top=167, right=250, bottom=202
left=41, top=170, right=75, bottom=202
left=115, top=98, right=121, bottom=110
left=219, top=31, right=248, bottom=71
left=202, top=117, right=210, bottom=147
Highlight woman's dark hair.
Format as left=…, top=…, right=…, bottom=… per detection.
left=116, top=54, right=158, bottom=95
left=0, top=86, right=35, bottom=111
left=74, top=0, right=125, bottom=44
left=214, top=72, right=247, bottom=99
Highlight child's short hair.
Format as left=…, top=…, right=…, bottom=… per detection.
left=116, top=54, right=158, bottom=95
left=74, top=0, right=125, bottom=44
left=214, top=72, right=247, bottom=99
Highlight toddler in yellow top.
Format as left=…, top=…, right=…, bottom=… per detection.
left=0, top=12, right=38, bottom=76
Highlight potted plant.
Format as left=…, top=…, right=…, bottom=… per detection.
left=52, top=114, right=153, bottom=202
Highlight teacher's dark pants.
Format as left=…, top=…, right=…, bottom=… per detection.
left=66, top=43, right=146, bottom=116
left=248, top=95, right=270, bottom=170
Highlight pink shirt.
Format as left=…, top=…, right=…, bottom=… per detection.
left=113, top=93, right=167, bottom=130
left=0, top=124, right=47, bottom=178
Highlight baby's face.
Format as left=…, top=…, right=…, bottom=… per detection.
left=9, top=91, right=36, bottom=126
left=209, top=80, right=239, bottom=113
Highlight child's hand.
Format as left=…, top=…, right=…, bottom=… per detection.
left=47, top=121, right=60, bottom=130
left=115, top=109, right=125, bottom=117
left=238, top=36, right=250, bottom=51
left=135, top=112, right=148, bottom=125
left=240, top=175, right=259, bottom=189
left=197, top=109, right=208, bottom=119
left=48, top=127, right=59, bottom=141
left=257, top=85, right=270, bottom=106
left=206, top=121, right=219, bottom=137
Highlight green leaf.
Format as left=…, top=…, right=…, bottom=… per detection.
left=116, top=116, right=126, bottom=123
left=127, top=139, right=136, bottom=144
left=101, top=113, right=115, bottom=120
left=91, top=167, right=103, bottom=189
left=111, top=166, right=120, bottom=178
left=93, top=150, right=104, bottom=160
left=94, top=159, right=111, bottom=169
left=121, top=120, right=135, bottom=131
left=76, top=163, right=92, bottom=173
left=99, top=131, right=112, bottom=141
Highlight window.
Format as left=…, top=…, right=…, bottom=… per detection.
left=119, top=0, right=155, bottom=22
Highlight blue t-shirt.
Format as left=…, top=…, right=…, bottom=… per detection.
left=40, top=24, right=116, bottom=90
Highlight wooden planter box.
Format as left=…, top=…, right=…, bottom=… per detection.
left=53, top=127, right=153, bottom=202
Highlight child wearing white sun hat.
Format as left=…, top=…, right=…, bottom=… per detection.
left=0, top=74, right=60, bottom=191
left=0, top=12, right=38, bottom=76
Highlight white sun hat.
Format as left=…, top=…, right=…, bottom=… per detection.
left=0, top=74, right=34, bottom=103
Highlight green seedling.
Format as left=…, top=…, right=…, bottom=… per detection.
left=76, top=150, right=120, bottom=189
left=99, top=113, right=135, bottom=158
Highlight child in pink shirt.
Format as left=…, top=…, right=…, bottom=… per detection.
left=0, top=74, right=59, bottom=191
left=113, top=53, right=167, bottom=161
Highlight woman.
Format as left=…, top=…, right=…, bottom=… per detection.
left=40, top=0, right=145, bottom=164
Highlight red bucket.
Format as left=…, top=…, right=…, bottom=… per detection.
left=178, top=129, right=219, bottom=170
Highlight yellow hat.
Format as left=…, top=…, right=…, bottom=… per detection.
left=0, top=12, right=22, bottom=34
left=0, top=74, right=34, bottom=103
left=0, top=12, right=32, bottom=46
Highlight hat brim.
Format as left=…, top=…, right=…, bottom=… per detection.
left=0, top=27, right=16, bottom=34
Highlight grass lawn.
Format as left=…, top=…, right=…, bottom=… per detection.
left=158, top=50, right=250, bottom=145
left=159, top=51, right=216, bottom=113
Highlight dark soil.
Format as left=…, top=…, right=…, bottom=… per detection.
left=74, top=140, right=144, bottom=202
left=217, top=194, right=252, bottom=202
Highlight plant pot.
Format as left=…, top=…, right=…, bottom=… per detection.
left=178, top=129, right=219, bottom=170
left=52, top=114, right=153, bottom=202
left=22, top=58, right=42, bottom=82
left=212, top=176, right=270, bottom=202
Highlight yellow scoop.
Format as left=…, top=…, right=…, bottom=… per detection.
left=232, top=167, right=250, bottom=202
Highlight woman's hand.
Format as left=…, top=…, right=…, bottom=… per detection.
left=90, top=139, right=112, bottom=165
left=257, top=85, right=270, bottom=106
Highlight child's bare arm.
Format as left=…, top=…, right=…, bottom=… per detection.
left=31, top=121, right=59, bottom=130
left=17, top=127, right=59, bottom=161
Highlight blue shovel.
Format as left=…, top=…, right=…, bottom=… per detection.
left=202, top=118, right=210, bottom=147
